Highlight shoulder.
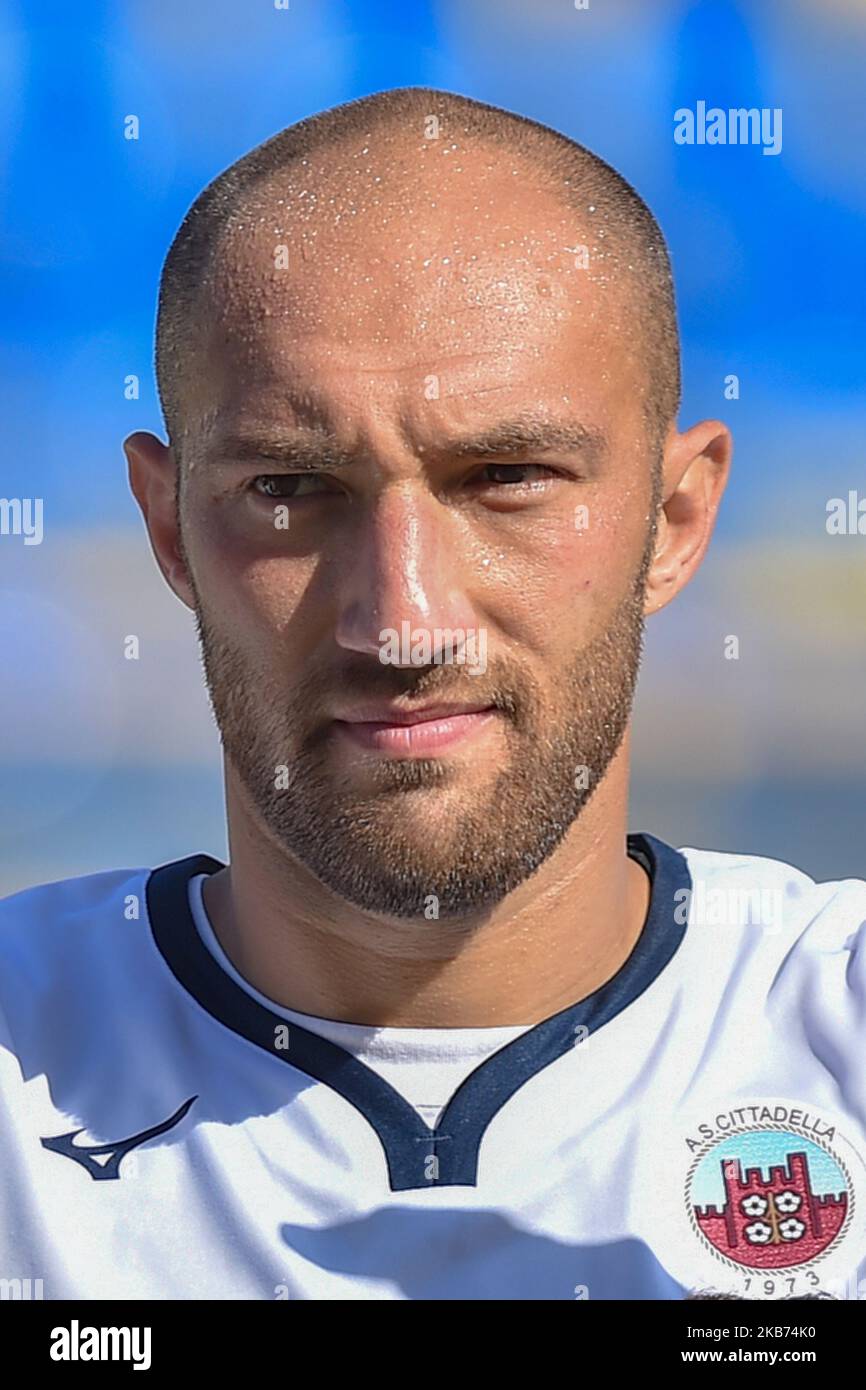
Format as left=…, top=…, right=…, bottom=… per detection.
left=0, top=863, right=196, bottom=1091
left=676, top=843, right=866, bottom=1013
left=677, top=844, right=866, bottom=938
left=0, top=866, right=152, bottom=1007
left=0, top=865, right=150, bottom=942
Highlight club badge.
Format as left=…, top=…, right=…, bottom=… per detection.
left=638, top=1098, right=866, bottom=1298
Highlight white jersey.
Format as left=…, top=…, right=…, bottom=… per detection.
left=1, top=833, right=865, bottom=1302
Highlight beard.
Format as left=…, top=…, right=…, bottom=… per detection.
left=189, top=531, right=655, bottom=921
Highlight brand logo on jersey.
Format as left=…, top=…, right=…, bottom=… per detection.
left=41, top=1096, right=197, bottom=1180
left=684, top=1107, right=854, bottom=1273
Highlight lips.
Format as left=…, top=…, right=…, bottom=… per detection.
left=330, top=703, right=498, bottom=755
left=332, top=702, right=495, bottom=727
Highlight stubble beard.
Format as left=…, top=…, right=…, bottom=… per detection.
left=187, top=530, right=654, bottom=920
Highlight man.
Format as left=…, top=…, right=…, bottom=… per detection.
left=1, top=88, right=863, bottom=1301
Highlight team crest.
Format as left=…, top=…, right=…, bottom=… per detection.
left=637, top=1098, right=866, bottom=1297
left=687, top=1121, right=852, bottom=1272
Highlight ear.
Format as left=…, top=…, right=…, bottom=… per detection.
left=644, top=419, right=732, bottom=617
left=124, top=431, right=196, bottom=610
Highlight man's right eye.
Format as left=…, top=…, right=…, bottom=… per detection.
left=251, top=475, right=330, bottom=499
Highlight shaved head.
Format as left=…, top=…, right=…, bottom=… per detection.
left=128, top=84, right=714, bottom=920
left=155, top=86, right=680, bottom=463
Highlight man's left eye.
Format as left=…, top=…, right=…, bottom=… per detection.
left=474, top=464, right=559, bottom=487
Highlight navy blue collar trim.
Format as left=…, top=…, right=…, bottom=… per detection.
left=145, top=833, right=691, bottom=1192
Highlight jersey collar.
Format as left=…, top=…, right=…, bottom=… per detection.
left=145, top=833, right=691, bottom=1191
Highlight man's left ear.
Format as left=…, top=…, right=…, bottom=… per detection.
left=644, top=419, right=732, bottom=617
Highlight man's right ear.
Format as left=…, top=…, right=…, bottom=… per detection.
left=123, top=431, right=196, bottom=611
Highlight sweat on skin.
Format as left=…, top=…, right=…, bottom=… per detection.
left=126, top=99, right=731, bottom=1028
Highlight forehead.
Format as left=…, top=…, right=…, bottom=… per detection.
left=188, top=138, right=646, bottom=440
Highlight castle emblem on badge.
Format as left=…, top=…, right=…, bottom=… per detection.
left=687, top=1121, right=853, bottom=1271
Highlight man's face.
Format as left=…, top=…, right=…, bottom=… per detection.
left=176, top=141, right=659, bottom=918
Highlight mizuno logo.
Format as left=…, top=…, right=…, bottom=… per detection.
left=40, top=1096, right=197, bottom=1181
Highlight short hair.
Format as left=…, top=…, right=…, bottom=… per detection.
left=155, top=86, right=680, bottom=458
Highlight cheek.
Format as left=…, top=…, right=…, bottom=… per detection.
left=188, top=517, right=317, bottom=648
left=499, top=504, right=642, bottom=636
left=235, top=559, right=320, bottom=646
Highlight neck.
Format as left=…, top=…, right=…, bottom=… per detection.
left=202, top=737, right=649, bottom=1027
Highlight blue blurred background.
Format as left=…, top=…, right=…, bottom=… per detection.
left=1, top=0, right=864, bottom=894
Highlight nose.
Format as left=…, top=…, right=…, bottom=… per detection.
left=334, top=483, right=479, bottom=666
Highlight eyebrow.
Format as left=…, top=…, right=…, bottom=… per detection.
left=212, top=433, right=356, bottom=471
left=211, top=417, right=607, bottom=471
left=445, top=418, right=607, bottom=465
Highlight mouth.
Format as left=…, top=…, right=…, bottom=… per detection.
left=330, top=702, right=499, bottom=756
